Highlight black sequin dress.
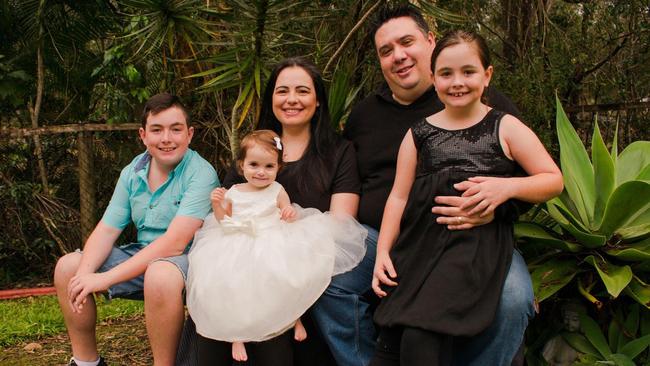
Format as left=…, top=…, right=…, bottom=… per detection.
left=374, top=109, right=518, bottom=336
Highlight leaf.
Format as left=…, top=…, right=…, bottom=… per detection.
left=598, top=181, right=650, bottom=237
left=637, top=164, right=650, bottom=181
left=23, top=342, right=42, bottom=352
left=610, top=304, right=639, bottom=354
left=616, top=219, right=650, bottom=242
left=609, top=313, right=622, bottom=353
left=584, top=255, right=633, bottom=298
left=579, top=312, right=612, bottom=358
left=233, top=78, right=253, bottom=110
left=530, top=258, right=579, bottom=302
left=617, top=141, right=650, bottom=185
left=547, top=200, right=607, bottom=248
left=556, top=189, right=582, bottom=220
left=642, top=308, right=650, bottom=336
left=563, top=332, right=601, bottom=357
left=574, top=353, right=602, bottom=365
left=125, top=64, right=140, bottom=82
left=611, top=122, right=619, bottom=161
left=592, top=121, right=616, bottom=226
left=236, top=91, right=255, bottom=129
left=619, top=334, right=650, bottom=360
left=556, top=96, right=595, bottom=226
left=254, top=60, right=261, bottom=98
left=606, top=237, right=650, bottom=261
left=622, top=304, right=640, bottom=343
left=514, top=222, right=582, bottom=252
left=625, top=277, right=650, bottom=309
left=604, top=353, right=635, bottom=366
left=8, top=70, right=30, bottom=80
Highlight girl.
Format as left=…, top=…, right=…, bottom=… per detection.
left=370, top=30, right=563, bottom=366
left=186, top=130, right=366, bottom=366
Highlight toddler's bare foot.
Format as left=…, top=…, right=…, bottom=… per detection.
left=294, top=320, right=307, bottom=342
left=232, top=342, right=248, bottom=361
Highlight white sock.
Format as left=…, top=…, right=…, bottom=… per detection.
left=72, top=357, right=101, bottom=366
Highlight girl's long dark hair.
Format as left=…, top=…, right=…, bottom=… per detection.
left=257, top=57, right=338, bottom=194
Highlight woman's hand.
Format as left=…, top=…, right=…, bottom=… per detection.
left=459, top=177, right=513, bottom=217
left=432, top=180, right=496, bottom=230
left=372, top=251, right=398, bottom=298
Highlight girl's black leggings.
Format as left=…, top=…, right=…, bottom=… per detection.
left=196, top=330, right=293, bottom=366
left=369, top=326, right=453, bottom=366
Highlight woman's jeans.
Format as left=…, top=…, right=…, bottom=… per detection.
left=310, top=225, right=535, bottom=366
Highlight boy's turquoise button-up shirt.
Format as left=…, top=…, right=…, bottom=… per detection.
left=102, top=149, right=219, bottom=246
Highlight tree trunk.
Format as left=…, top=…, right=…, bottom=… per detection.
left=30, top=16, right=49, bottom=194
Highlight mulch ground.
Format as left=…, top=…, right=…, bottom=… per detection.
left=0, top=314, right=152, bottom=365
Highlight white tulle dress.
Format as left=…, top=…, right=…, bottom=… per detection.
left=186, top=181, right=367, bottom=342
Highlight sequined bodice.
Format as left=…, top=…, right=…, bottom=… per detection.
left=411, top=109, right=517, bottom=177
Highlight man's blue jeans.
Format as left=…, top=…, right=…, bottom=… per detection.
left=311, top=226, right=535, bottom=366
left=452, top=249, right=535, bottom=366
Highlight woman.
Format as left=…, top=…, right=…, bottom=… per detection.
left=215, top=57, right=358, bottom=365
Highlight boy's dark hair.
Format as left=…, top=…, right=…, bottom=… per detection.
left=368, top=3, right=430, bottom=42
left=140, top=93, right=190, bottom=128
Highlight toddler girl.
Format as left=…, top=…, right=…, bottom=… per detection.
left=187, top=130, right=366, bottom=365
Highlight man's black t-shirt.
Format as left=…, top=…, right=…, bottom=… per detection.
left=344, top=84, right=523, bottom=231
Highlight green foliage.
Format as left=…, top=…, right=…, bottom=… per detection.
left=0, top=296, right=143, bottom=346
left=563, top=309, right=650, bottom=365
left=517, top=98, right=650, bottom=308
left=328, top=64, right=366, bottom=130
left=89, top=46, right=150, bottom=124
left=0, top=55, right=32, bottom=108
left=1, top=0, right=649, bottom=288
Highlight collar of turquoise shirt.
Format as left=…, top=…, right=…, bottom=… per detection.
left=133, top=149, right=194, bottom=191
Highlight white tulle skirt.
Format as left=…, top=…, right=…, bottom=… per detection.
left=186, top=205, right=367, bottom=342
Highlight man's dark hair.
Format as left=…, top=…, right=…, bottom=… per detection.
left=140, top=93, right=190, bottom=128
left=368, top=3, right=430, bottom=43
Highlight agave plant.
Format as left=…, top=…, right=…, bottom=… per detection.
left=562, top=305, right=650, bottom=365
left=516, top=97, right=650, bottom=308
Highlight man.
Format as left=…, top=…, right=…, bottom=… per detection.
left=53, top=93, right=219, bottom=366
left=311, top=4, right=535, bottom=366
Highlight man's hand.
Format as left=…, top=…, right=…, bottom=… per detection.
left=372, top=251, right=398, bottom=298
left=280, top=205, right=297, bottom=222
left=67, top=272, right=111, bottom=313
left=432, top=180, right=495, bottom=230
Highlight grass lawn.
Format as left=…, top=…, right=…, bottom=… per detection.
left=0, top=295, right=149, bottom=365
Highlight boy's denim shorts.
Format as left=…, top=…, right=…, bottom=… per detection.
left=81, top=243, right=188, bottom=301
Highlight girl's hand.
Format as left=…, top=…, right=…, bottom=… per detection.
left=281, top=206, right=297, bottom=222
left=210, top=188, right=227, bottom=208
left=459, top=177, right=513, bottom=217
left=372, top=251, right=398, bottom=298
